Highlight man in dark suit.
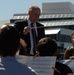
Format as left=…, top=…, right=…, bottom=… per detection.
left=14, top=5, right=45, bottom=56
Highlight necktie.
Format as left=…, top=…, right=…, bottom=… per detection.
left=31, top=23, right=37, bottom=54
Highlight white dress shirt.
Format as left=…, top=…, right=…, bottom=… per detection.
left=27, top=19, right=38, bottom=55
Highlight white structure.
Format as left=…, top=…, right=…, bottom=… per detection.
left=42, top=2, right=74, bottom=14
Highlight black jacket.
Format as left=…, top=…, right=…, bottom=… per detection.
left=14, top=19, right=45, bottom=55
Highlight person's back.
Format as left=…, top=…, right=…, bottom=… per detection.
left=0, top=25, right=37, bottom=75
left=54, top=61, right=73, bottom=75
left=0, top=57, right=37, bottom=75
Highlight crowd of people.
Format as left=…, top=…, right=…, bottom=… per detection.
left=0, top=5, right=74, bottom=75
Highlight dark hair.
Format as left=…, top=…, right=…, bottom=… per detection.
left=0, top=25, right=20, bottom=57
left=37, top=37, right=57, bottom=56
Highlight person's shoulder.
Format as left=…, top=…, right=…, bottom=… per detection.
left=56, top=61, right=73, bottom=73
left=36, top=22, right=44, bottom=28
left=16, top=62, right=37, bottom=75
left=19, top=62, right=37, bottom=75
left=54, top=61, right=73, bottom=75
left=36, top=22, right=44, bottom=26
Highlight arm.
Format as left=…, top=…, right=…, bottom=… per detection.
left=63, top=47, right=70, bottom=59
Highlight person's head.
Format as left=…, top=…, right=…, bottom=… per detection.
left=36, top=37, right=57, bottom=56
left=28, top=5, right=41, bottom=23
left=71, top=32, right=74, bottom=45
left=0, top=25, right=20, bottom=57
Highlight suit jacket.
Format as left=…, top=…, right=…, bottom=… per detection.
left=14, top=19, right=45, bottom=55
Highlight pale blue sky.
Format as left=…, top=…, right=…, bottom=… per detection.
left=0, top=0, right=74, bottom=21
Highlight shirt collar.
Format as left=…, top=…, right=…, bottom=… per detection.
left=26, top=17, right=36, bottom=25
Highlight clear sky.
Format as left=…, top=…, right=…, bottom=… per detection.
left=0, top=0, right=74, bottom=21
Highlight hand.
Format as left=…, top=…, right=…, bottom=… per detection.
left=52, top=67, right=61, bottom=74
left=23, top=26, right=30, bottom=35
left=33, top=51, right=40, bottom=58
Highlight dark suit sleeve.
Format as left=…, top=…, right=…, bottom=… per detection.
left=14, top=20, right=25, bottom=33
left=54, top=62, right=73, bottom=75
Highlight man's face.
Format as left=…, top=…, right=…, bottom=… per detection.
left=29, top=9, right=40, bottom=23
